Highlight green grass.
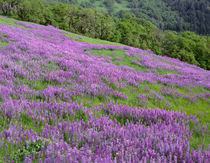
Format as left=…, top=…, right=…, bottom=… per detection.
left=155, top=69, right=181, bottom=75
left=0, top=16, right=17, bottom=26
left=0, top=33, right=8, bottom=48
left=88, top=49, right=183, bottom=75
left=65, top=31, right=124, bottom=45
left=0, top=16, right=32, bottom=29
left=89, top=49, right=148, bottom=72
left=69, top=79, right=209, bottom=122
left=0, top=142, right=20, bottom=162
left=0, top=40, right=8, bottom=47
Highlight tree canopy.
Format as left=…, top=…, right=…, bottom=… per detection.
left=47, top=0, right=210, bottom=35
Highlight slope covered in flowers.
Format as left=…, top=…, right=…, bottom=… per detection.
left=0, top=16, right=209, bottom=162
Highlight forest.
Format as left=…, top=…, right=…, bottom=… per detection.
left=0, top=0, right=209, bottom=70
left=48, top=0, right=210, bottom=35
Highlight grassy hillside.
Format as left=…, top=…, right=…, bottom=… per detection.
left=48, top=0, right=210, bottom=35
left=0, top=16, right=209, bottom=162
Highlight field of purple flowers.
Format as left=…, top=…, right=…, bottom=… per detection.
left=0, top=16, right=209, bottom=162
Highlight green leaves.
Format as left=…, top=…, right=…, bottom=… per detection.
left=12, top=140, right=45, bottom=162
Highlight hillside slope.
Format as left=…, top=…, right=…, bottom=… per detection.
left=48, top=0, right=210, bottom=35
left=0, top=16, right=209, bottom=162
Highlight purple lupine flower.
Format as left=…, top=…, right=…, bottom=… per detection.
left=0, top=18, right=209, bottom=162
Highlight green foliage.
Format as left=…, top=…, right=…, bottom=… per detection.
left=0, top=0, right=23, bottom=16
left=47, top=0, right=210, bottom=35
left=162, top=31, right=209, bottom=69
left=17, top=0, right=55, bottom=25
left=12, top=140, right=45, bottom=162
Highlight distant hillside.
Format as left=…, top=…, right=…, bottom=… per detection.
left=48, top=0, right=210, bottom=35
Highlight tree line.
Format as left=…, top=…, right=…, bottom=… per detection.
left=0, top=0, right=209, bottom=70
left=47, top=0, right=210, bottom=35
